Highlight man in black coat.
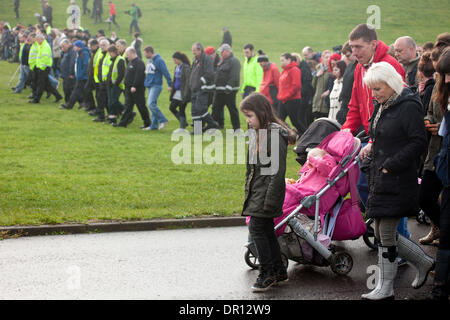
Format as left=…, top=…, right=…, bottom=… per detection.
left=14, top=0, right=20, bottom=19
left=336, top=42, right=358, bottom=125
left=59, top=40, right=77, bottom=103
left=222, top=27, right=232, bottom=47
left=211, top=44, right=241, bottom=131
left=190, top=42, right=219, bottom=134
left=394, top=36, right=420, bottom=92
left=115, top=47, right=151, bottom=128
left=43, top=1, right=53, bottom=26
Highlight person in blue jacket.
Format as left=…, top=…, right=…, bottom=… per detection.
left=143, top=46, right=172, bottom=130
left=60, top=40, right=90, bottom=110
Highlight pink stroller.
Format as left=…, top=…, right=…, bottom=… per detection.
left=244, top=131, right=367, bottom=275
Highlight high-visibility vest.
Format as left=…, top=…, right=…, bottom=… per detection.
left=101, top=53, right=112, bottom=82
left=19, top=43, right=24, bottom=62
left=93, top=50, right=104, bottom=83
left=37, top=40, right=53, bottom=70
left=28, top=42, right=39, bottom=70
left=111, top=55, right=125, bottom=90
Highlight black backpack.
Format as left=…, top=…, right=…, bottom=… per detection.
left=137, top=6, right=142, bottom=18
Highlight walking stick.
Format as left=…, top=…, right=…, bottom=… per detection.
left=8, top=65, right=20, bottom=87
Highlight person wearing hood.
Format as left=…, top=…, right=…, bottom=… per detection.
left=359, top=62, right=434, bottom=300
left=143, top=46, right=172, bottom=130
left=60, top=40, right=90, bottom=109
left=277, top=53, right=302, bottom=135
left=341, top=24, right=405, bottom=134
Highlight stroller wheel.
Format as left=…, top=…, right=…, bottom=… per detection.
left=363, top=218, right=380, bottom=250
left=330, top=252, right=353, bottom=276
left=244, top=248, right=259, bottom=270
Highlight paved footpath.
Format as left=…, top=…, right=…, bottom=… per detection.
left=0, top=219, right=437, bottom=300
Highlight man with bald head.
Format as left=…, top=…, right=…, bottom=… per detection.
left=115, top=47, right=151, bottom=128
left=302, top=46, right=321, bottom=63
left=394, top=36, right=420, bottom=91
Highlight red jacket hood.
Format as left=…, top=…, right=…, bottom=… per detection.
left=282, top=61, right=298, bottom=71
left=373, top=40, right=390, bottom=63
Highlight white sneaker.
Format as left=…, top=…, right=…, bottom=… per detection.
left=141, top=126, right=153, bottom=131
left=233, top=129, right=246, bottom=137
left=173, top=128, right=189, bottom=134
left=158, top=121, right=169, bottom=130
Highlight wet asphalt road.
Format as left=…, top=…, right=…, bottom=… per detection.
left=0, top=219, right=437, bottom=300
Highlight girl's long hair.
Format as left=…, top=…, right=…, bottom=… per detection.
left=433, top=47, right=450, bottom=115
left=239, top=92, right=297, bottom=145
left=172, top=51, right=190, bottom=66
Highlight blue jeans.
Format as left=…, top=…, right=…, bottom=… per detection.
left=15, top=65, right=30, bottom=93
left=397, top=217, right=411, bottom=239
left=146, top=85, right=167, bottom=130
left=48, top=73, right=59, bottom=89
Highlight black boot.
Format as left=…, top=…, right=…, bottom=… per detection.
left=179, top=116, right=188, bottom=129
left=202, top=114, right=219, bottom=132
left=427, top=249, right=450, bottom=300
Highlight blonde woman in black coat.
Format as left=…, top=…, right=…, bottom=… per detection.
left=359, top=61, right=435, bottom=300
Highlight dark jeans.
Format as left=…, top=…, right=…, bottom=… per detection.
left=419, top=170, right=443, bottom=226
left=248, top=216, right=283, bottom=274
left=35, top=68, right=61, bottom=102
left=278, top=99, right=303, bottom=134
left=119, top=87, right=150, bottom=127
left=169, top=99, right=187, bottom=127
left=440, top=187, right=450, bottom=250
left=129, top=19, right=141, bottom=34
left=212, top=91, right=240, bottom=130
left=242, top=86, right=255, bottom=99
left=108, top=15, right=120, bottom=30
left=67, top=80, right=87, bottom=108
left=107, top=84, right=124, bottom=116
left=95, top=83, right=108, bottom=119
left=62, top=77, right=75, bottom=103
left=84, top=81, right=96, bottom=110
left=30, top=68, right=38, bottom=97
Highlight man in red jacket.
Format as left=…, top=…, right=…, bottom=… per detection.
left=277, top=53, right=303, bottom=135
left=341, top=24, right=405, bottom=134
left=342, top=24, right=409, bottom=245
left=257, top=51, right=280, bottom=110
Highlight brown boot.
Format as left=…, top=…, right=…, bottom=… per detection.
left=419, top=222, right=440, bottom=245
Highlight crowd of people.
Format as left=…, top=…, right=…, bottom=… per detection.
left=240, top=24, right=450, bottom=299
left=1, top=2, right=450, bottom=301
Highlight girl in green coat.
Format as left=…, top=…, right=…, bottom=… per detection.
left=240, top=92, right=296, bottom=292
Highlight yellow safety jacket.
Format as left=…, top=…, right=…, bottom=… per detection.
left=36, top=40, right=53, bottom=70
left=93, top=50, right=104, bottom=84
left=111, top=55, right=125, bottom=90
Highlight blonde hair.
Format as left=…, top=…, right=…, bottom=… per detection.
left=307, top=148, right=327, bottom=159
left=363, top=61, right=405, bottom=95
left=291, top=52, right=303, bottom=63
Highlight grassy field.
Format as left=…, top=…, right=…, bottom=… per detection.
left=0, top=0, right=449, bottom=226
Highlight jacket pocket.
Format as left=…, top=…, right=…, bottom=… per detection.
left=374, top=171, right=400, bottom=195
